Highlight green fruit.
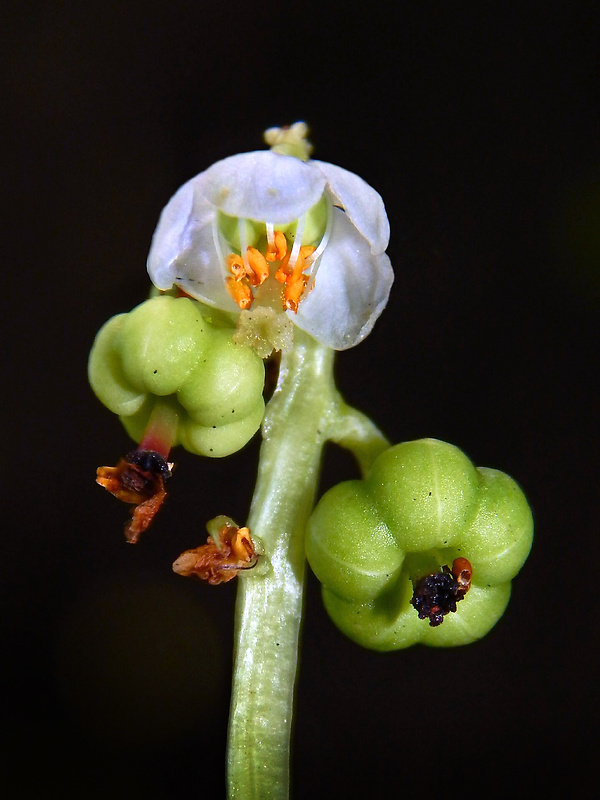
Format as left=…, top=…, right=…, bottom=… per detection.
left=89, top=296, right=265, bottom=457
left=306, top=439, right=533, bottom=651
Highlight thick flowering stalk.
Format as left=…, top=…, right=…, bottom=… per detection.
left=226, top=329, right=390, bottom=797
left=227, top=329, right=336, bottom=797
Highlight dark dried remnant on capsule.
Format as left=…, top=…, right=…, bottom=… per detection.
left=410, top=558, right=472, bottom=627
left=126, top=449, right=173, bottom=484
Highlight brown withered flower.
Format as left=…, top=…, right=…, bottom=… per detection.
left=173, top=517, right=259, bottom=585
left=96, top=450, right=173, bottom=543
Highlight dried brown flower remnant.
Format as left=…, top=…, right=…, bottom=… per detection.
left=173, top=520, right=258, bottom=585
left=96, top=450, right=173, bottom=543
left=410, top=557, right=473, bottom=627
left=451, top=556, right=473, bottom=599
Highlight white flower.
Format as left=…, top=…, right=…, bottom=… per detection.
left=147, top=128, right=393, bottom=351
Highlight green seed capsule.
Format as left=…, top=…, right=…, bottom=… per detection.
left=88, top=296, right=265, bottom=458
left=306, top=438, right=533, bottom=651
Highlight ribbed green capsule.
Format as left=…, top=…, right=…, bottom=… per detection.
left=88, top=296, right=265, bottom=457
left=306, top=438, right=533, bottom=651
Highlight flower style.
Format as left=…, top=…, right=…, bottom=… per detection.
left=147, top=123, right=394, bottom=351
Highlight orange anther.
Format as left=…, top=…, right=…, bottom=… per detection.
left=300, top=244, right=316, bottom=261
left=284, top=274, right=310, bottom=313
left=265, top=230, right=287, bottom=262
left=275, top=249, right=292, bottom=283
left=231, top=527, right=254, bottom=562
left=276, top=252, right=292, bottom=281
left=452, top=557, right=473, bottom=597
left=226, top=276, right=253, bottom=309
left=246, top=247, right=270, bottom=286
left=290, top=246, right=316, bottom=282
left=290, top=252, right=306, bottom=282
left=226, top=253, right=246, bottom=281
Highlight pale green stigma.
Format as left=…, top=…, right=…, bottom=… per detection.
left=264, top=121, right=313, bottom=161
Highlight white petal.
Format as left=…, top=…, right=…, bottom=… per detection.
left=313, top=160, right=390, bottom=254
left=147, top=176, right=238, bottom=311
left=293, top=208, right=394, bottom=349
left=201, top=151, right=326, bottom=225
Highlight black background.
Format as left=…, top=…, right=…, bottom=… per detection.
left=3, top=2, right=599, bottom=797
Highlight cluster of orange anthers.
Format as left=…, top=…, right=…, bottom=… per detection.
left=225, top=229, right=316, bottom=313
left=173, top=523, right=258, bottom=585
left=96, top=450, right=173, bottom=544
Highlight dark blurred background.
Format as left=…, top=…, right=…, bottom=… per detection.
left=2, top=2, right=599, bottom=797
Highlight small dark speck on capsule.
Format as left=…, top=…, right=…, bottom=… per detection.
left=153, top=370, right=158, bottom=374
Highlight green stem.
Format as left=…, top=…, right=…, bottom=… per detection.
left=226, top=329, right=339, bottom=799
left=226, top=329, right=392, bottom=797
left=328, top=403, right=390, bottom=476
